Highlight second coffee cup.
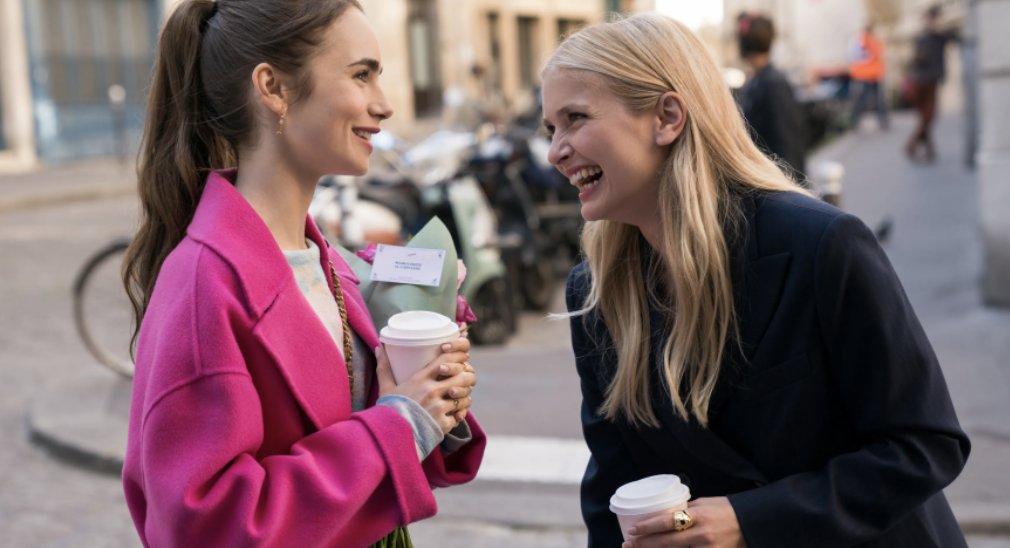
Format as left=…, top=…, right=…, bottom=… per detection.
left=379, top=311, right=461, bottom=384
left=610, top=474, right=691, bottom=541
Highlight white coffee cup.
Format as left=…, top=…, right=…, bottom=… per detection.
left=379, top=311, right=461, bottom=384
left=610, top=474, right=692, bottom=541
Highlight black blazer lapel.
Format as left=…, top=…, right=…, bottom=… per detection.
left=737, top=252, right=792, bottom=362
left=629, top=208, right=790, bottom=487
left=646, top=304, right=769, bottom=486
left=706, top=251, right=793, bottom=421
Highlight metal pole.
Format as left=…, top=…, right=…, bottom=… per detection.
left=962, top=0, right=980, bottom=169
left=108, top=84, right=127, bottom=164
left=814, top=161, right=845, bottom=209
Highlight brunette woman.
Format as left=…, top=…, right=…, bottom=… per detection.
left=544, top=13, right=969, bottom=548
left=121, top=1, right=483, bottom=546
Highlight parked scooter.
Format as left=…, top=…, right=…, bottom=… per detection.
left=469, top=128, right=557, bottom=311
left=311, top=130, right=516, bottom=345
left=504, top=89, right=584, bottom=273
left=466, top=92, right=584, bottom=311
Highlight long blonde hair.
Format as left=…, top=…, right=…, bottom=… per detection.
left=546, top=13, right=810, bottom=428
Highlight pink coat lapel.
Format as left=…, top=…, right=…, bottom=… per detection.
left=188, top=171, right=362, bottom=431
left=311, top=228, right=385, bottom=408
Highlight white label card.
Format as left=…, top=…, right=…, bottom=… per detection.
left=370, top=244, right=446, bottom=287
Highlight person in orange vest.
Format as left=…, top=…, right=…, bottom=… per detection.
left=848, top=24, right=889, bottom=131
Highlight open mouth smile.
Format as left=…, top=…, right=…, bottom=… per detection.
left=569, top=166, right=603, bottom=193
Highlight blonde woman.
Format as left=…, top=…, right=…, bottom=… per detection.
left=544, top=13, right=969, bottom=548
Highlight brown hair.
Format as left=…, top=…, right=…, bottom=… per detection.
left=737, top=13, right=775, bottom=56
left=123, top=0, right=361, bottom=352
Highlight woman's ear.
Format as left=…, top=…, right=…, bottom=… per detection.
left=654, top=91, right=687, bottom=147
left=251, top=62, right=289, bottom=116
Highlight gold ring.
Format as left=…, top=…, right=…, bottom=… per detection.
left=672, top=510, right=693, bottom=532
left=454, top=398, right=460, bottom=409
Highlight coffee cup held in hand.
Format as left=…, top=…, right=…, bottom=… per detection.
left=610, top=474, right=691, bottom=541
left=379, top=311, right=461, bottom=384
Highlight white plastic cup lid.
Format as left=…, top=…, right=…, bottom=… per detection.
left=609, top=474, right=691, bottom=515
left=379, top=311, right=459, bottom=346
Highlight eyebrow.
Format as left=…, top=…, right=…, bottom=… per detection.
left=349, top=58, right=382, bottom=73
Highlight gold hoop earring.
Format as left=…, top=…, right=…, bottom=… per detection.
left=277, top=111, right=286, bottom=135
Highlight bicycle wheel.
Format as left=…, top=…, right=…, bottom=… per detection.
left=73, top=237, right=135, bottom=378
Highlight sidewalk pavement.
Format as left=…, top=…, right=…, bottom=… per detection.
left=809, top=111, right=1010, bottom=534
left=0, top=158, right=135, bottom=213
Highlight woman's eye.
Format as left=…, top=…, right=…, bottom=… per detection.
left=545, top=126, right=556, bottom=138
left=355, top=70, right=370, bottom=80
left=568, top=112, right=586, bottom=122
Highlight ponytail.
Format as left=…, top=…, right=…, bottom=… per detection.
left=123, top=0, right=360, bottom=353
left=124, top=0, right=223, bottom=355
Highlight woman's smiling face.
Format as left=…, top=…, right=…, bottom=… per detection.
left=542, top=68, right=668, bottom=225
left=284, top=8, right=392, bottom=177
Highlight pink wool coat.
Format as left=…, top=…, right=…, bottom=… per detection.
left=123, top=170, right=485, bottom=547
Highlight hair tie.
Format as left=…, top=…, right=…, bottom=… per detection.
left=209, top=0, right=219, bottom=17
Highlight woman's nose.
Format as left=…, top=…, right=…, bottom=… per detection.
left=547, top=135, right=571, bottom=167
left=370, top=88, right=394, bottom=121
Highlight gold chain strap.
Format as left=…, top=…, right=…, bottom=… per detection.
left=329, top=260, right=412, bottom=548
left=328, top=261, right=355, bottom=396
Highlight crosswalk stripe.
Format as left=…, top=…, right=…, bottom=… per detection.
left=475, top=436, right=591, bottom=484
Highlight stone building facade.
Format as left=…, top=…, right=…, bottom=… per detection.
left=0, top=0, right=617, bottom=171
left=0, top=0, right=160, bottom=172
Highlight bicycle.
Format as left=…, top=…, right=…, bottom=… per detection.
left=73, top=236, right=135, bottom=378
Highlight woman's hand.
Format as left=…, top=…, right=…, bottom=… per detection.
left=375, top=338, right=476, bottom=434
left=623, top=497, right=746, bottom=548
left=452, top=360, right=475, bottom=423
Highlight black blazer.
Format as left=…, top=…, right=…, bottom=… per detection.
left=740, top=64, right=808, bottom=179
left=567, top=192, right=970, bottom=548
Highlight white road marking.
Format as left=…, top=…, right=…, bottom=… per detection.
left=475, top=436, right=591, bottom=484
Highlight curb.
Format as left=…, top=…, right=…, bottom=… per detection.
left=955, top=505, right=1010, bottom=536
left=28, top=373, right=129, bottom=477
left=28, top=417, right=124, bottom=477
left=0, top=184, right=135, bottom=213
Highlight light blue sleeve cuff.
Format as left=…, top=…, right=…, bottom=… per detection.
left=377, top=394, right=444, bottom=460
left=441, top=419, right=472, bottom=454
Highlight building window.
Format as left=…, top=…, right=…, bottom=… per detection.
left=25, top=0, right=158, bottom=160
left=517, top=16, right=539, bottom=89
left=408, top=0, right=442, bottom=117
left=487, top=12, right=502, bottom=92
left=37, top=0, right=154, bottom=108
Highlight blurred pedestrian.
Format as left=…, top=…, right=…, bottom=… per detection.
left=543, top=12, right=969, bottom=548
left=119, top=1, right=483, bottom=547
left=907, top=5, right=961, bottom=162
left=848, top=24, right=889, bottom=131
left=736, top=13, right=808, bottom=184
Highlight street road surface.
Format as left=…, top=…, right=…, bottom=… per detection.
left=1, top=164, right=1009, bottom=546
